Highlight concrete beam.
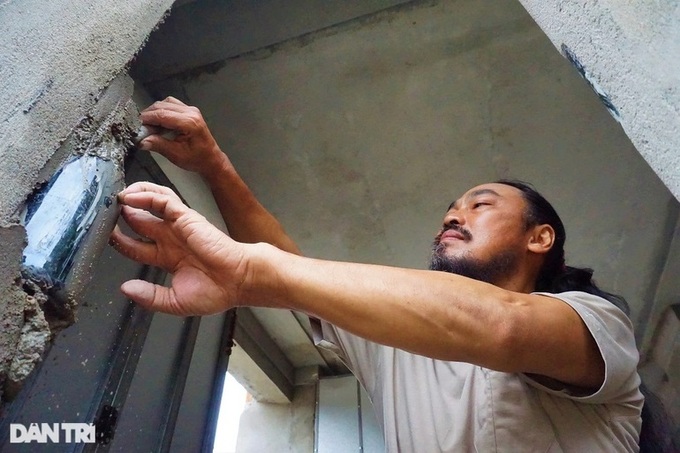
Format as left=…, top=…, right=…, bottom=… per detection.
left=132, top=0, right=417, bottom=82
left=249, top=307, right=327, bottom=368
left=231, top=308, right=297, bottom=403
left=517, top=1, right=680, bottom=202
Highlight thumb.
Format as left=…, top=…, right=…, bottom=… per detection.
left=121, top=279, right=173, bottom=313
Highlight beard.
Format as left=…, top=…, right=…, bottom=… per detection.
left=428, top=240, right=520, bottom=285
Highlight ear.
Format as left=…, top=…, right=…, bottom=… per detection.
left=527, top=224, right=555, bottom=255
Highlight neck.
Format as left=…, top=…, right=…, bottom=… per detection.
left=493, top=266, right=539, bottom=294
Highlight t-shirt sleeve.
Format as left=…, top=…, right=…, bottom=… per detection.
left=521, top=291, right=641, bottom=405
left=310, top=316, right=383, bottom=393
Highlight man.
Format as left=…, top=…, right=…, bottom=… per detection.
left=111, top=97, right=643, bottom=452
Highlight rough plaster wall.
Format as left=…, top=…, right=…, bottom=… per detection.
left=517, top=1, right=680, bottom=202
left=147, top=0, right=676, bottom=339
left=0, top=0, right=174, bottom=402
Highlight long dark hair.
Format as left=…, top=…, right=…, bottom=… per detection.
left=496, top=179, right=676, bottom=452
left=496, top=179, right=629, bottom=313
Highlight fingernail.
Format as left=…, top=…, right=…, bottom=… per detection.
left=109, top=226, right=119, bottom=246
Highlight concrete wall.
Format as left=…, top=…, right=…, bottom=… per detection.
left=517, top=1, right=680, bottom=202
left=0, top=0, right=173, bottom=402
left=643, top=215, right=680, bottom=353
left=235, top=384, right=315, bottom=453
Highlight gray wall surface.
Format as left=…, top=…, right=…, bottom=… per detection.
left=518, top=1, right=680, bottom=203
left=235, top=384, right=316, bottom=453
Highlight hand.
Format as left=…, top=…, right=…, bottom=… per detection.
left=138, top=97, right=230, bottom=177
left=110, top=182, right=250, bottom=316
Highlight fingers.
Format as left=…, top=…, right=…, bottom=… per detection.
left=120, top=280, right=185, bottom=315
left=137, top=134, right=182, bottom=158
left=110, top=225, right=159, bottom=266
left=140, top=108, right=199, bottom=133
left=121, top=280, right=157, bottom=309
left=120, top=181, right=180, bottom=198
left=118, top=182, right=194, bottom=232
left=123, top=193, right=185, bottom=226
left=120, top=181, right=193, bottom=220
left=140, top=97, right=204, bottom=138
left=160, top=96, right=186, bottom=106
left=141, top=97, right=188, bottom=114
left=140, top=98, right=189, bottom=119
left=120, top=205, right=163, bottom=239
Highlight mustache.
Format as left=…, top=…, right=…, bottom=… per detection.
left=435, top=224, right=472, bottom=243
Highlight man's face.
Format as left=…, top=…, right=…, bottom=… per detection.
left=429, top=183, right=531, bottom=286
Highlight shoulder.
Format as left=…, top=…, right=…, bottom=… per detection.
left=543, top=290, right=620, bottom=310
left=531, top=291, right=641, bottom=404
left=536, top=291, right=632, bottom=336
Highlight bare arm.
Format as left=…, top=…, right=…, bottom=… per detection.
left=138, top=97, right=300, bottom=254
left=111, top=183, right=604, bottom=390
left=255, top=246, right=603, bottom=389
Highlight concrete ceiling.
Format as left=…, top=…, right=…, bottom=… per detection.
left=131, top=0, right=680, bottom=395
left=132, top=0, right=415, bottom=83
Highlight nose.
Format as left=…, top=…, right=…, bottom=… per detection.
left=443, top=209, right=464, bottom=228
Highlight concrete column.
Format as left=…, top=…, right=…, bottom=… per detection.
left=0, top=0, right=174, bottom=403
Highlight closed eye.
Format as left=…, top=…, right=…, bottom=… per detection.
left=473, top=202, right=491, bottom=209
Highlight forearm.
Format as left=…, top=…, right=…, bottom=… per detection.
left=202, top=151, right=301, bottom=255
left=247, top=243, right=513, bottom=367
left=139, top=99, right=301, bottom=254
left=245, top=243, right=604, bottom=388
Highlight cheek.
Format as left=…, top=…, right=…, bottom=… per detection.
left=473, top=220, right=524, bottom=250
left=471, top=234, right=502, bottom=255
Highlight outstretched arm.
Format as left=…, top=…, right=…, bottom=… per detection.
left=138, top=97, right=300, bottom=255
left=111, top=182, right=604, bottom=390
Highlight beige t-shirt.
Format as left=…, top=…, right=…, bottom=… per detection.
left=313, top=291, right=643, bottom=452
